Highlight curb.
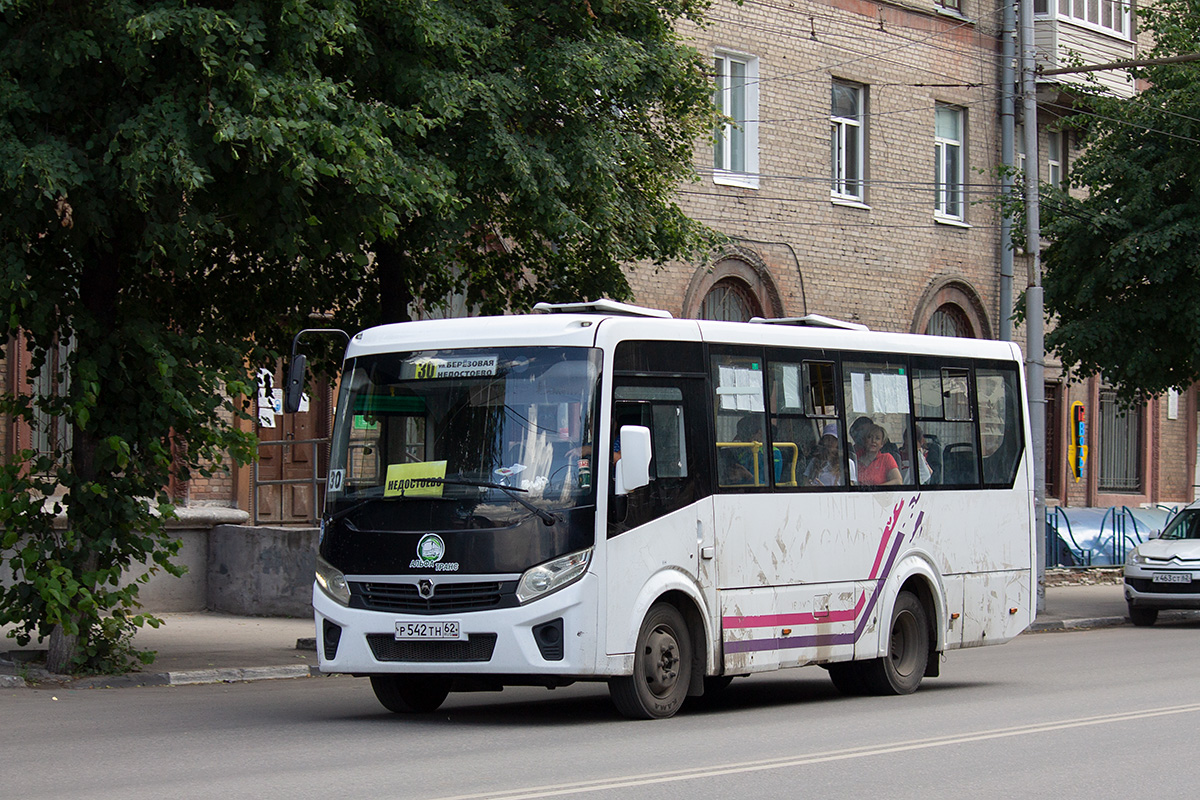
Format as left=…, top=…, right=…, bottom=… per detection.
left=66, top=664, right=318, bottom=690
left=1029, top=615, right=1127, bottom=633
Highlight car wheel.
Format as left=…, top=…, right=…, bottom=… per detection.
left=609, top=602, right=693, bottom=719
left=370, top=675, right=452, bottom=713
left=859, top=591, right=929, bottom=695
left=1128, top=605, right=1158, bottom=627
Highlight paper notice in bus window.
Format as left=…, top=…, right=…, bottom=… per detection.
left=717, top=366, right=764, bottom=411
left=384, top=461, right=448, bottom=497
left=851, top=373, right=867, bottom=413
left=871, top=373, right=909, bottom=413
left=782, top=365, right=801, bottom=409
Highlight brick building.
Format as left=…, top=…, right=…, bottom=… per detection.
left=632, top=0, right=1196, bottom=511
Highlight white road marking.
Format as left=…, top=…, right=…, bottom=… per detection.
left=431, top=702, right=1200, bottom=800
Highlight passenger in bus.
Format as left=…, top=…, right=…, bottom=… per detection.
left=856, top=423, right=902, bottom=485
left=851, top=415, right=901, bottom=462
left=900, top=425, right=934, bottom=484
left=805, top=422, right=844, bottom=486
left=720, top=415, right=781, bottom=486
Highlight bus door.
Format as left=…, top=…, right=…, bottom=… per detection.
left=604, top=375, right=714, bottom=657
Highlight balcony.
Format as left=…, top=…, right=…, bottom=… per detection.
left=1034, top=0, right=1138, bottom=100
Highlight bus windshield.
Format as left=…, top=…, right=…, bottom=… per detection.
left=326, top=346, right=602, bottom=519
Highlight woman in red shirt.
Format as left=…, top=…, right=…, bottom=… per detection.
left=856, top=424, right=902, bottom=486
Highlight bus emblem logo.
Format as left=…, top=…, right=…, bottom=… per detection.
left=418, top=579, right=435, bottom=599
left=417, top=534, right=445, bottom=563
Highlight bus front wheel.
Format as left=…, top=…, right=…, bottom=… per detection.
left=860, top=591, right=929, bottom=695
left=609, top=603, right=693, bottom=720
left=370, top=675, right=452, bottom=714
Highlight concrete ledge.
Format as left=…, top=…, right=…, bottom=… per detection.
left=0, top=674, right=26, bottom=689
left=166, top=665, right=313, bottom=685
left=207, top=525, right=318, bottom=617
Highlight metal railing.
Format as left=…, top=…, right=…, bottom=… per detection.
left=252, top=436, right=329, bottom=525
left=1045, top=505, right=1179, bottom=568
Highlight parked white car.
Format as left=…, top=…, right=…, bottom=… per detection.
left=1124, top=502, right=1200, bottom=626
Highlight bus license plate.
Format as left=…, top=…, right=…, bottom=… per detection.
left=395, top=620, right=464, bottom=641
left=1152, top=572, right=1191, bottom=584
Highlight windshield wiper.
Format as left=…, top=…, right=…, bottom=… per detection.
left=440, top=478, right=561, bottom=526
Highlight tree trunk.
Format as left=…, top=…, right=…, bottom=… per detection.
left=374, top=240, right=414, bottom=325
left=45, top=251, right=121, bottom=674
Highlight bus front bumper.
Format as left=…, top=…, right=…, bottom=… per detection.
left=312, top=574, right=599, bottom=678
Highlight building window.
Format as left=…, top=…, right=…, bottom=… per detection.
left=935, top=105, right=965, bottom=221
left=713, top=52, right=759, bottom=188
left=699, top=278, right=762, bottom=322
left=1047, top=131, right=1065, bottom=188
left=925, top=304, right=974, bottom=338
left=1097, top=388, right=1142, bottom=492
left=1054, top=0, right=1131, bottom=38
left=830, top=81, right=865, bottom=202
left=938, top=0, right=963, bottom=11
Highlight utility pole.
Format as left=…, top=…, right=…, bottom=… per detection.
left=999, top=0, right=1016, bottom=343
left=1019, top=0, right=1047, bottom=613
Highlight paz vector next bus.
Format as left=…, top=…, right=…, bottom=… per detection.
left=295, top=300, right=1035, bottom=719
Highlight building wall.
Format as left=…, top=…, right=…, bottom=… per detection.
left=633, top=0, right=1008, bottom=341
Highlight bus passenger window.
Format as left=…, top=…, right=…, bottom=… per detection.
left=769, top=360, right=842, bottom=488
left=712, top=353, right=771, bottom=489
left=977, top=366, right=1023, bottom=486
left=843, top=361, right=911, bottom=487
left=913, top=365, right=979, bottom=487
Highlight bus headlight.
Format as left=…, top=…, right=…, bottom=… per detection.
left=517, top=548, right=592, bottom=604
left=315, top=556, right=351, bottom=605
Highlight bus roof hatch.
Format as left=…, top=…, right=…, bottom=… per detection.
left=532, top=300, right=673, bottom=319
left=749, top=314, right=869, bottom=331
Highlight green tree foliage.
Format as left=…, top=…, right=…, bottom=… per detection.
left=1040, top=0, right=1200, bottom=402
left=0, top=0, right=719, bottom=673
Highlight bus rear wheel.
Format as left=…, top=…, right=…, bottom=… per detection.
left=370, top=675, right=452, bottom=714
left=609, top=602, right=693, bottom=720
left=860, top=591, right=929, bottom=695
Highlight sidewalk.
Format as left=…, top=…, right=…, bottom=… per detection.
left=3, top=581, right=1196, bottom=690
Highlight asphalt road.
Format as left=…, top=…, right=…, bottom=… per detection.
left=4, top=622, right=1199, bottom=800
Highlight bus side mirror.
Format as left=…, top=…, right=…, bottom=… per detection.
left=283, top=354, right=307, bottom=414
left=614, top=425, right=651, bottom=495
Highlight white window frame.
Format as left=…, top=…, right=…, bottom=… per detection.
left=713, top=51, right=759, bottom=190
left=1047, top=130, right=1064, bottom=188
left=830, top=80, right=865, bottom=204
left=1042, top=0, right=1132, bottom=40
left=934, top=104, right=965, bottom=223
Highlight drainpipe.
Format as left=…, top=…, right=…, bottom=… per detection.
left=1020, top=0, right=1047, bottom=613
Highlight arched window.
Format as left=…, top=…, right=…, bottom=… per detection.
left=699, top=278, right=763, bottom=322
left=925, top=303, right=974, bottom=338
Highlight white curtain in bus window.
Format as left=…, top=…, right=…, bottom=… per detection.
left=712, top=355, right=770, bottom=488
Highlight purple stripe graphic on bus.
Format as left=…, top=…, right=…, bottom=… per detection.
left=721, top=497, right=923, bottom=655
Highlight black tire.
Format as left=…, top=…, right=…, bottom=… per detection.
left=826, top=661, right=868, bottom=696
left=609, top=603, right=693, bottom=719
left=859, top=591, right=929, bottom=695
left=370, top=675, right=452, bottom=714
left=1129, top=605, right=1158, bottom=627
